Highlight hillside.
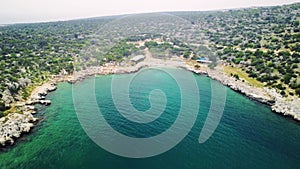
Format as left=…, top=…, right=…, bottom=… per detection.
left=0, top=3, right=300, bottom=117
left=174, top=3, right=300, bottom=96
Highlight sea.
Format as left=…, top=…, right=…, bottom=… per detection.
left=1, top=68, right=300, bottom=169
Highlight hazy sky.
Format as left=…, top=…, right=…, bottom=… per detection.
left=1, top=0, right=299, bottom=24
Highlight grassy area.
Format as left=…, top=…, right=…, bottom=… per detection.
left=2, top=106, right=22, bottom=117
left=224, top=66, right=265, bottom=88
left=21, top=85, right=35, bottom=100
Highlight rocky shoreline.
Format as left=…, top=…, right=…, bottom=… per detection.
left=1, top=59, right=299, bottom=147
left=206, top=68, right=300, bottom=121
left=61, top=63, right=300, bottom=123
left=0, top=82, right=57, bottom=147
left=48, top=62, right=300, bottom=123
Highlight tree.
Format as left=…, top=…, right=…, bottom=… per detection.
left=283, top=74, right=292, bottom=84
left=183, top=51, right=191, bottom=58
left=280, top=90, right=286, bottom=96
left=295, top=88, right=300, bottom=96
left=233, top=74, right=240, bottom=80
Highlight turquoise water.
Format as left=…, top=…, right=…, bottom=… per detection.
left=1, top=68, right=300, bottom=169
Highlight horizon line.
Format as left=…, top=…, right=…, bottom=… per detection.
left=1, top=1, right=298, bottom=26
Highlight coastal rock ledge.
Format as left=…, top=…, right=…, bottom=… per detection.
left=266, top=88, right=300, bottom=121
left=207, top=69, right=300, bottom=121
left=0, top=112, right=37, bottom=146
left=0, top=82, right=57, bottom=147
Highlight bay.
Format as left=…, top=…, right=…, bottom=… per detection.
left=1, top=68, right=300, bottom=169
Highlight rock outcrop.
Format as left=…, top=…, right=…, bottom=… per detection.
left=266, top=88, right=300, bottom=121
left=0, top=82, right=57, bottom=147
left=207, top=68, right=300, bottom=121
left=0, top=110, right=37, bottom=146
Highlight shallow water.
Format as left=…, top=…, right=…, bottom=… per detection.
left=1, top=68, right=300, bottom=169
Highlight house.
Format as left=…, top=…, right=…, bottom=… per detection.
left=130, top=55, right=145, bottom=64
left=196, top=57, right=212, bottom=64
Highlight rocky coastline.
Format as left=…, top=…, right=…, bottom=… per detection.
left=206, top=68, right=300, bottom=121
left=49, top=62, right=300, bottom=123
left=1, top=59, right=299, bottom=147
left=0, top=82, right=57, bottom=147
left=64, top=63, right=300, bottom=122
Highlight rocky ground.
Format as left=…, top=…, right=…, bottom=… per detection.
left=0, top=83, right=56, bottom=147
left=207, top=66, right=300, bottom=121
left=0, top=110, right=37, bottom=146
left=266, top=88, right=300, bottom=121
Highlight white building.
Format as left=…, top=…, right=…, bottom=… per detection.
left=130, top=55, right=145, bottom=63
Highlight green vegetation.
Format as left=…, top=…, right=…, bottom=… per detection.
left=177, top=3, right=300, bottom=96
left=224, top=66, right=264, bottom=87
left=0, top=18, right=112, bottom=113
left=145, top=40, right=194, bottom=58
left=102, top=40, right=139, bottom=62
left=126, top=34, right=195, bottom=59
left=1, top=3, right=300, bottom=117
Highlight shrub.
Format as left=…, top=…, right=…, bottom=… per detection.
left=296, top=88, right=300, bottom=96
left=280, top=90, right=286, bottom=96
